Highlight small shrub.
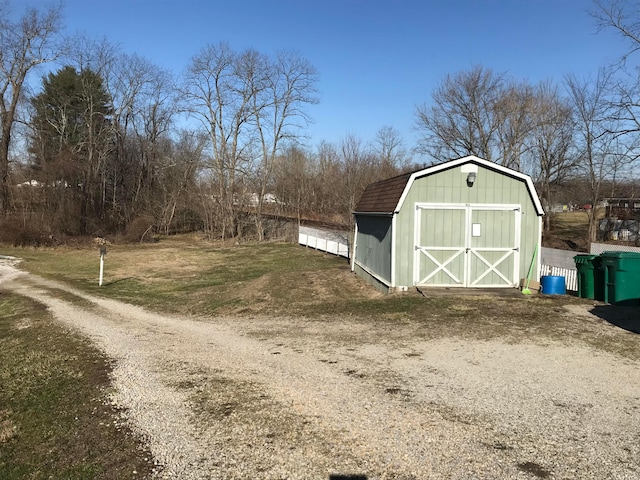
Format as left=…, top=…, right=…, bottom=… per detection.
left=0, top=215, right=57, bottom=247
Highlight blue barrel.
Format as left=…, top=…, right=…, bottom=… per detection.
left=540, top=275, right=566, bottom=295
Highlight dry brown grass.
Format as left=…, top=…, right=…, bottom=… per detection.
left=3, top=236, right=638, bottom=358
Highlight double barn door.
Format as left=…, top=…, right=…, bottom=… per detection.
left=413, top=203, right=521, bottom=288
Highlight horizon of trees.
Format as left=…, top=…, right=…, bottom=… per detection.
left=1, top=0, right=640, bottom=245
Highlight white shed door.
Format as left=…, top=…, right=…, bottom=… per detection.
left=414, top=203, right=521, bottom=287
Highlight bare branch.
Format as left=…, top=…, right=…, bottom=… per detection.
left=0, top=1, right=62, bottom=212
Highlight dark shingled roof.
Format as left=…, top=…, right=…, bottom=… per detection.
left=354, top=170, right=414, bottom=214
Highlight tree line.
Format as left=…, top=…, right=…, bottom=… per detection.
left=1, top=1, right=639, bottom=245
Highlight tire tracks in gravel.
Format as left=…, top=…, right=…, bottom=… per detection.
left=0, top=267, right=494, bottom=479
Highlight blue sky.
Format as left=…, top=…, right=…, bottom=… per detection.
left=29, top=0, right=629, bottom=154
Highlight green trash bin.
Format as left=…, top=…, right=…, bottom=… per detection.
left=600, top=251, right=640, bottom=306
left=574, top=255, right=605, bottom=300
left=593, top=255, right=606, bottom=301
left=574, top=255, right=598, bottom=299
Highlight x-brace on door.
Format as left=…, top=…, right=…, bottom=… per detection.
left=413, top=203, right=521, bottom=287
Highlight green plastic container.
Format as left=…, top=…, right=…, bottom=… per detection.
left=574, top=255, right=605, bottom=300
left=600, top=251, right=640, bottom=306
left=574, top=255, right=597, bottom=299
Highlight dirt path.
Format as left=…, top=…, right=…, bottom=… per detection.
left=1, top=261, right=639, bottom=479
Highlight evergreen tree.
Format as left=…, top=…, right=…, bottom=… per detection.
left=30, top=66, right=113, bottom=234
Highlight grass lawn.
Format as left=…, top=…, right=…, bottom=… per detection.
left=544, top=210, right=591, bottom=251
left=1, top=236, right=368, bottom=316
left=1, top=235, right=635, bottom=354
left=0, top=292, right=154, bottom=479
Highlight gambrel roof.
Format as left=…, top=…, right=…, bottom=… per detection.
left=353, top=171, right=413, bottom=215
left=354, top=155, right=545, bottom=216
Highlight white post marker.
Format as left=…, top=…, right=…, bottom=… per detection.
left=99, top=245, right=107, bottom=286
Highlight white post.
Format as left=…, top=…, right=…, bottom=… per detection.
left=99, top=253, right=104, bottom=287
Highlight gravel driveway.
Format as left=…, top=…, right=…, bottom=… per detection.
left=1, top=260, right=639, bottom=479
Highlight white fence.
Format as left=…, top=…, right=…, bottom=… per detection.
left=545, top=242, right=640, bottom=293
left=298, top=226, right=349, bottom=259
left=540, top=264, right=578, bottom=292
left=590, top=242, right=640, bottom=254
left=540, top=246, right=578, bottom=292
left=299, top=226, right=581, bottom=292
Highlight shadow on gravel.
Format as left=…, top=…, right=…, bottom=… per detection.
left=517, top=461, right=551, bottom=478
left=590, top=304, right=640, bottom=334
left=329, top=475, right=367, bottom=480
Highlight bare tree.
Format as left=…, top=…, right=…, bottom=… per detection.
left=494, top=82, right=535, bottom=170
left=526, top=82, right=576, bottom=232
left=312, top=140, right=342, bottom=217
left=565, top=70, right=636, bottom=242
left=591, top=1, right=640, bottom=141
left=58, top=36, right=186, bottom=234
left=183, top=43, right=253, bottom=240
left=374, top=126, right=409, bottom=175
left=415, top=67, right=559, bottom=173
left=61, top=35, right=117, bottom=222
left=0, top=1, right=62, bottom=213
left=184, top=43, right=318, bottom=240
left=30, top=65, right=114, bottom=234
left=592, top=0, right=640, bottom=63
left=272, top=133, right=405, bottom=230
left=115, top=54, right=176, bottom=224
left=251, top=50, right=318, bottom=239
left=272, top=144, right=312, bottom=225
left=339, top=133, right=388, bottom=228
left=414, top=66, right=504, bottom=163
left=154, top=130, right=204, bottom=235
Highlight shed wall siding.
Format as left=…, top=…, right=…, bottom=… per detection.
left=393, top=165, right=540, bottom=287
left=354, top=215, right=393, bottom=284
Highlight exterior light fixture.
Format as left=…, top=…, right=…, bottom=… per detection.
left=467, top=172, right=476, bottom=187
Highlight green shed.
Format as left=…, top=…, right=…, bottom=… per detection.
left=351, top=156, right=544, bottom=293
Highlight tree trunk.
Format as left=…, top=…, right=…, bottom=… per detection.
left=0, top=127, right=10, bottom=214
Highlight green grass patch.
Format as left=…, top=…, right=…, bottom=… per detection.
left=0, top=291, right=154, bottom=479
